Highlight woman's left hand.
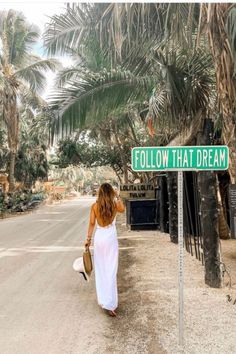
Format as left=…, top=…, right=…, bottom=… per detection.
left=84, top=239, right=91, bottom=248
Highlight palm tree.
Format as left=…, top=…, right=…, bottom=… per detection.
left=44, top=3, right=215, bottom=180
left=44, top=3, right=166, bottom=61
left=44, top=3, right=200, bottom=63
left=44, top=4, right=225, bottom=288
left=0, top=10, right=59, bottom=190
left=43, top=4, right=211, bottom=134
left=83, top=3, right=236, bottom=180
left=49, top=3, right=235, bottom=181
left=202, top=4, right=236, bottom=182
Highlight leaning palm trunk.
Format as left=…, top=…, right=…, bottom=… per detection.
left=205, top=4, right=236, bottom=182
left=167, top=110, right=203, bottom=147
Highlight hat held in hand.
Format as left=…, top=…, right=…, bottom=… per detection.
left=73, top=257, right=91, bottom=281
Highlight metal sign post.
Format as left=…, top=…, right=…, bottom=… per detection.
left=131, top=145, right=229, bottom=347
left=178, top=171, right=184, bottom=346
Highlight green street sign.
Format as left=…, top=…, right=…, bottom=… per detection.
left=131, top=145, right=229, bottom=171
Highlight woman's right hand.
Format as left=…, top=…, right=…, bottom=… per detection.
left=114, top=187, right=119, bottom=197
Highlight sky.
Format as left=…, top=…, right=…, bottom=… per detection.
left=0, top=2, right=65, bottom=32
left=0, top=2, right=73, bottom=98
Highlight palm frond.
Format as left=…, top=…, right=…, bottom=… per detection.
left=14, top=58, right=60, bottom=92
left=226, top=5, right=236, bottom=60
left=149, top=48, right=214, bottom=129
left=18, top=83, right=47, bottom=110
left=149, top=88, right=169, bottom=118
left=49, top=68, right=157, bottom=136
left=164, top=4, right=200, bottom=48
left=44, top=5, right=91, bottom=56
left=16, top=57, right=60, bottom=72
left=98, top=4, right=166, bottom=57
left=55, top=67, right=82, bottom=87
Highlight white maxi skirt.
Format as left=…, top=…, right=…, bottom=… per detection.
left=94, top=222, right=118, bottom=311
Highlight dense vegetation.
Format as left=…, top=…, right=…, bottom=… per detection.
left=0, top=3, right=235, bottom=188
left=0, top=3, right=235, bottom=288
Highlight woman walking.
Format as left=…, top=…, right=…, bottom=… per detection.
left=85, top=183, right=125, bottom=317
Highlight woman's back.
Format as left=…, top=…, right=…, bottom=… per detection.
left=93, top=201, right=123, bottom=227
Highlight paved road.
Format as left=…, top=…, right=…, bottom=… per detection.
left=0, top=198, right=110, bottom=354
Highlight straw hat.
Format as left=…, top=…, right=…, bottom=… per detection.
left=73, top=257, right=90, bottom=281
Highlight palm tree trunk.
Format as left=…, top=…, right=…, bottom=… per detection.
left=167, top=109, right=202, bottom=147
left=127, top=115, right=139, bottom=145
left=123, top=163, right=129, bottom=184
left=113, top=131, right=128, bottom=183
left=112, top=167, right=122, bottom=183
left=9, top=151, right=16, bottom=192
left=216, top=182, right=230, bottom=239
left=3, top=82, right=19, bottom=192
left=223, top=121, right=236, bottom=183
left=159, top=175, right=169, bottom=233
left=197, top=118, right=222, bottom=288
left=167, top=172, right=178, bottom=243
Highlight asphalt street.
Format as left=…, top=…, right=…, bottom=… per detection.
left=0, top=197, right=110, bottom=354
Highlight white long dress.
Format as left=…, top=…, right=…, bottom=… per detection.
left=94, top=219, right=118, bottom=311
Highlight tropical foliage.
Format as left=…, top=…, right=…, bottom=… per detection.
left=55, top=136, right=129, bottom=182
left=44, top=3, right=236, bottom=181
left=0, top=108, right=50, bottom=187
left=44, top=4, right=211, bottom=133
left=0, top=10, right=58, bottom=190
left=1, top=3, right=236, bottom=188
left=201, top=4, right=236, bottom=182
left=14, top=112, right=49, bottom=187
left=49, top=164, right=117, bottom=192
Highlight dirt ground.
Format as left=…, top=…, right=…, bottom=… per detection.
left=1, top=199, right=236, bottom=354
left=110, top=215, right=236, bottom=354
left=221, top=239, right=236, bottom=288
left=106, top=216, right=165, bottom=354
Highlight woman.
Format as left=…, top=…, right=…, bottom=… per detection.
left=85, top=183, right=125, bottom=317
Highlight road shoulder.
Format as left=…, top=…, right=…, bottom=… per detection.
left=109, top=215, right=236, bottom=354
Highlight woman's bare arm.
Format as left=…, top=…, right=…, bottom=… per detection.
left=115, top=197, right=125, bottom=213
left=85, top=204, right=96, bottom=247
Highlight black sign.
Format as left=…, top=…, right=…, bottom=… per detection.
left=120, top=183, right=155, bottom=199
left=228, top=184, right=236, bottom=239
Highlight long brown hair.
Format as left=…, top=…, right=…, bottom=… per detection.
left=97, top=183, right=116, bottom=224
